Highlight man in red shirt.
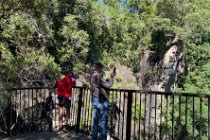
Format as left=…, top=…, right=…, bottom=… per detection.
left=55, top=68, right=76, bottom=130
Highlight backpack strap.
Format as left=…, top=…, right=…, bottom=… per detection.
left=99, top=73, right=108, bottom=99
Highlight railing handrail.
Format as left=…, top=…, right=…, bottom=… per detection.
left=3, top=86, right=210, bottom=98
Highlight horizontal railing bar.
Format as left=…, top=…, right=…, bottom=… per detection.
left=4, top=87, right=52, bottom=90
left=135, top=90, right=210, bottom=98
left=2, top=86, right=210, bottom=98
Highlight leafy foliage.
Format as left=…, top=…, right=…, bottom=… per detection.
left=1, top=0, right=210, bottom=139
left=0, top=0, right=209, bottom=90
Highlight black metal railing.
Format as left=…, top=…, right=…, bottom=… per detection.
left=0, top=87, right=56, bottom=139
left=1, top=87, right=210, bottom=140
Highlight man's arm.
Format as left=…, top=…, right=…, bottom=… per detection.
left=100, top=77, right=114, bottom=89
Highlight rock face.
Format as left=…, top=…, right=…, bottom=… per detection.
left=114, top=64, right=138, bottom=89
left=139, top=35, right=185, bottom=138
left=140, top=35, right=184, bottom=92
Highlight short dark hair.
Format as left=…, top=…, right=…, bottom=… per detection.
left=94, top=61, right=104, bottom=68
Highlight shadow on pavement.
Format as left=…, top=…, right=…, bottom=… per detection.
left=3, top=130, right=92, bottom=140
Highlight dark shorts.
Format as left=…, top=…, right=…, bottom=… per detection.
left=58, top=96, right=71, bottom=108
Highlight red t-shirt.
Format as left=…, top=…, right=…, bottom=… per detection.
left=55, top=74, right=76, bottom=98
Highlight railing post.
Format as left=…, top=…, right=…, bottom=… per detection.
left=48, top=88, right=53, bottom=132
left=76, top=88, right=83, bottom=133
left=126, top=91, right=133, bottom=140
left=208, top=97, right=210, bottom=140
left=6, top=90, right=11, bottom=137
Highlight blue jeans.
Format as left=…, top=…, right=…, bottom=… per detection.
left=92, top=98, right=108, bottom=140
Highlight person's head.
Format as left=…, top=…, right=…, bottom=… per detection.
left=94, top=61, right=104, bottom=73
left=61, top=61, right=73, bottom=75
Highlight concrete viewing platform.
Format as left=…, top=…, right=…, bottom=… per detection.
left=3, top=130, right=92, bottom=140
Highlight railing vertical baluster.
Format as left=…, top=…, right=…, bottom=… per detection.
left=193, top=97, right=195, bottom=140
left=138, top=93, right=142, bottom=140
left=54, top=88, right=57, bottom=129
left=85, top=88, right=88, bottom=130
left=200, top=98, right=202, bottom=140
left=178, top=96, right=181, bottom=128
left=172, top=95, right=174, bottom=140
left=49, top=88, right=53, bottom=132
left=86, top=88, right=89, bottom=132
left=154, top=94, right=157, bottom=140
left=35, top=89, right=37, bottom=123
left=134, top=92, right=137, bottom=139
left=208, top=97, right=210, bottom=140
left=73, top=88, right=77, bottom=125
left=148, top=94, right=152, bottom=139
left=27, top=89, right=30, bottom=130
left=70, top=88, right=75, bottom=127
left=118, top=90, right=121, bottom=137
left=32, top=89, right=34, bottom=124
left=144, top=94, right=147, bottom=140
left=87, top=88, right=91, bottom=131
left=6, top=90, right=11, bottom=137
left=41, top=89, right=44, bottom=131
left=122, top=91, right=126, bottom=140
left=76, top=88, right=83, bottom=133
left=88, top=89, right=92, bottom=133
left=81, top=88, right=85, bottom=130
left=14, top=91, right=17, bottom=133
left=185, top=97, right=188, bottom=129
left=126, top=91, right=133, bottom=140
left=115, top=90, right=117, bottom=138
left=160, top=95, right=162, bottom=140
left=23, top=90, right=26, bottom=133
left=82, top=88, right=85, bottom=129
left=110, top=90, right=113, bottom=137
left=20, top=90, right=22, bottom=126
left=166, top=95, right=168, bottom=139
left=84, top=88, right=88, bottom=131
left=177, top=96, right=181, bottom=139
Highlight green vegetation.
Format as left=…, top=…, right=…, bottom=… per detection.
left=1, top=1, right=210, bottom=138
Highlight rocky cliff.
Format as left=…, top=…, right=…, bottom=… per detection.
left=140, top=35, right=185, bottom=92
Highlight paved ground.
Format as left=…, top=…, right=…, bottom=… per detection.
left=3, top=130, right=92, bottom=140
